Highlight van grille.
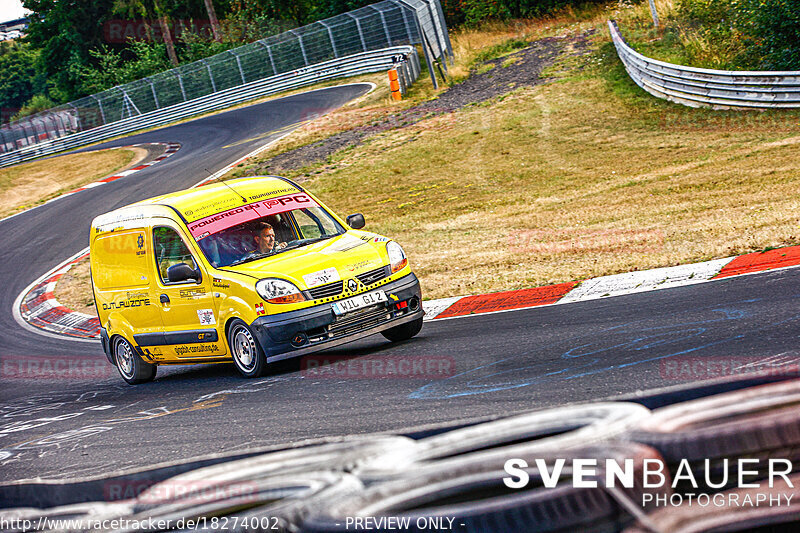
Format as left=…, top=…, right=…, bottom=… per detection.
left=328, top=305, right=391, bottom=338
left=308, top=280, right=343, bottom=299
left=356, top=266, right=390, bottom=286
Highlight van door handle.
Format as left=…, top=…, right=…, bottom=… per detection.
left=160, top=294, right=170, bottom=304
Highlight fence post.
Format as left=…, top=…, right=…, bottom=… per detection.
left=67, top=103, right=81, bottom=132
left=18, top=121, right=29, bottom=147
left=29, top=118, right=42, bottom=145
left=52, top=112, right=67, bottom=137
left=201, top=59, right=217, bottom=93
left=121, top=89, right=141, bottom=118
left=289, top=30, right=309, bottom=66
left=147, top=79, right=160, bottom=109
left=175, top=71, right=188, bottom=102
left=388, top=0, right=415, bottom=42
left=346, top=13, right=368, bottom=52
left=91, top=95, right=107, bottom=125
left=38, top=115, right=50, bottom=139
left=230, top=50, right=247, bottom=85
left=369, top=6, right=393, bottom=46
left=399, top=5, right=414, bottom=42
left=412, top=9, right=437, bottom=88
left=425, top=0, right=447, bottom=72
left=648, top=0, right=659, bottom=29
left=44, top=115, right=57, bottom=138
left=318, top=21, right=338, bottom=58
left=257, top=40, right=278, bottom=76
left=432, top=0, right=454, bottom=62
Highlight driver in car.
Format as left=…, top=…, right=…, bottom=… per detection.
left=253, top=222, right=287, bottom=254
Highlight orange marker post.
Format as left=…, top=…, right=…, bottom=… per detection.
left=388, top=68, right=402, bottom=101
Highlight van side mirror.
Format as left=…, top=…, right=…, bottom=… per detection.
left=346, top=213, right=365, bottom=229
left=167, top=263, right=201, bottom=283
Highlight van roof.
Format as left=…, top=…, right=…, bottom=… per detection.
left=92, top=176, right=304, bottom=231
left=135, top=176, right=303, bottom=220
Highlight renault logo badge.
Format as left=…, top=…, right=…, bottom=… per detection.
left=347, top=279, right=358, bottom=292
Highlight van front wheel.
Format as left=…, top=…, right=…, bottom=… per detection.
left=228, top=319, right=267, bottom=378
left=114, top=337, right=156, bottom=384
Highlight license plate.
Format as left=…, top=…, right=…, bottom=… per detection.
left=331, top=290, right=387, bottom=316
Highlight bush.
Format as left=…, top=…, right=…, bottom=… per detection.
left=677, top=0, right=735, bottom=25
left=736, top=0, right=800, bottom=70
left=675, top=0, right=800, bottom=70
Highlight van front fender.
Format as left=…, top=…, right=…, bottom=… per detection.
left=217, top=295, right=259, bottom=337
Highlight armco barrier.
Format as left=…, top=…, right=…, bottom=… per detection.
left=608, top=20, right=800, bottom=109
left=0, top=47, right=419, bottom=168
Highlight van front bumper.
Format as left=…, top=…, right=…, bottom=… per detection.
left=250, top=273, right=423, bottom=362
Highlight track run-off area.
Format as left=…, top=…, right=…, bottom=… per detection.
left=1, top=83, right=799, bottom=482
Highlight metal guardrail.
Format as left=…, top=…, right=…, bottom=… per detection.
left=0, top=47, right=419, bottom=168
left=608, top=20, right=800, bottom=109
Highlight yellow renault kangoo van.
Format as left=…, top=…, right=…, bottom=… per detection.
left=90, top=176, right=423, bottom=384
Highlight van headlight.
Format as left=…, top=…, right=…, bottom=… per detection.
left=256, top=279, right=306, bottom=304
left=387, top=241, right=408, bottom=273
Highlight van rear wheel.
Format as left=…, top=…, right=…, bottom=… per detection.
left=114, top=337, right=156, bottom=384
left=228, top=319, right=267, bottom=378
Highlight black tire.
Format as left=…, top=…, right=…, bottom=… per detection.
left=381, top=316, right=423, bottom=342
left=114, top=337, right=156, bottom=385
left=228, top=319, right=267, bottom=378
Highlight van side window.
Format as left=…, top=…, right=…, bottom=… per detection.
left=153, top=226, right=197, bottom=284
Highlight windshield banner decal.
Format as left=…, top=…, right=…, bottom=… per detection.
left=188, top=193, right=319, bottom=239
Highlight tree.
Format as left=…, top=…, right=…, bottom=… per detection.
left=112, top=0, right=179, bottom=67
left=203, top=0, right=222, bottom=41
left=23, top=0, right=121, bottom=100
left=0, top=42, right=48, bottom=115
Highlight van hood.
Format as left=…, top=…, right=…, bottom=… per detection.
left=220, top=233, right=389, bottom=287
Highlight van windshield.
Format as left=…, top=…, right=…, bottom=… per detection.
left=188, top=194, right=345, bottom=267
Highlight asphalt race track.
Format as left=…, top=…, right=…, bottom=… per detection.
left=1, top=83, right=799, bottom=482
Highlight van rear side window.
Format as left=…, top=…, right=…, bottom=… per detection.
left=92, top=231, right=150, bottom=289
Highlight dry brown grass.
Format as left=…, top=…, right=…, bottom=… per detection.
left=54, top=258, right=97, bottom=317
left=285, top=73, right=800, bottom=299
left=0, top=147, right=142, bottom=219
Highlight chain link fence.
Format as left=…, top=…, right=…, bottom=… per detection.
left=0, top=0, right=450, bottom=158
